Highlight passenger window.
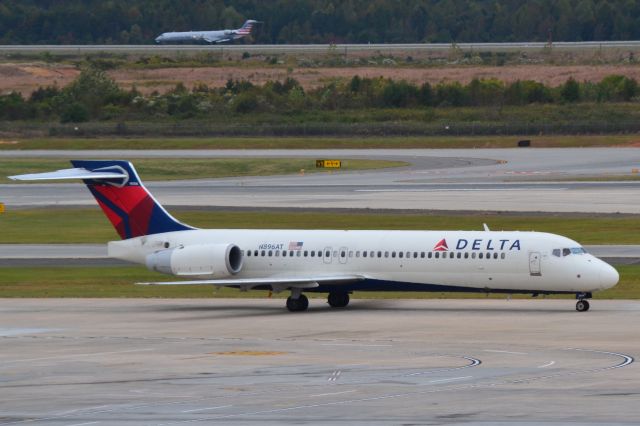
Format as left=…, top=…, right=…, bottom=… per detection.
left=363, top=251, right=367, bottom=258
left=449, top=252, right=454, bottom=259
left=261, top=250, right=266, bottom=257
left=472, top=252, right=476, bottom=259
left=420, top=252, right=425, bottom=258
left=414, top=252, right=418, bottom=258
left=457, top=252, right=462, bottom=259
left=552, top=249, right=561, bottom=257
left=397, top=252, right=401, bottom=258
left=428, top=252, right=433, bottom=259
left=246, top=251, right=250, bottom=257
left=501, top=253, right=505, bottom=259
left=341, top=251, right=346, bottom=258
left=289, top=251, right=294, bottom=257
left=377, top=251, right=382, bottom=258
left=303, top=250, right=308, bottom=257
left=435, top=252, right=440, bottom=259
left=268, top=250, right=273, bottom=257
left=277, top=251, right=281, bottom=257
left=297, top=251, right=301, bottom=257
left=355, top=251, right=359, bottom=258
left=479, top=253, right=483, bottom=259
left=464, top=252, right=469, bottom=259
left=385, top=251, right=389, bottom=258
left=311, top=251, right=315, bottom=257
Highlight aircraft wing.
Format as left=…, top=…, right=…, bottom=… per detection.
left=211, top=37, right=232, bottom=43
left=138, top=274, right=365, bottom=291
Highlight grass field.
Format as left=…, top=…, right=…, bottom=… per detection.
left=2, top=208, right=640, bottom=244
left=0, top=264, right=638, bottom=299
left=0, top=157, right=406, bottom=184
left=2, top=135, right=638, bottom=150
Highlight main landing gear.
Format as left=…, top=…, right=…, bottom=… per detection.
left=575, top=292, right=592, bottom=312
left=286, top=288, right=309, bottom=312
left=285, top=291, right=352, bottom=312
left=327, top=292, right=350, bottom=308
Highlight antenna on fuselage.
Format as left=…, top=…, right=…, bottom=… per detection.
left=483, top=223, right=490, bottom=231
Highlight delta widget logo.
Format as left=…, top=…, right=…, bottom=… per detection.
left=433, top=239, right=449, bottom=251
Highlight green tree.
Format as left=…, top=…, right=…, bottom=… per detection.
left=561, top=77, right=581, bottom=103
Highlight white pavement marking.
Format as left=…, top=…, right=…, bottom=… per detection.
left=428, top=376, right=473, bottom=384
left=2, top=348, right=154, bottom=364
left=321, top=343, right=392, bottom=347
left=538, top=361, right=556, bottom=368
left=483, top=349, right=528, bottom=355
left=309, top=390, right=357, bottom=398
left=66, top=422, right=100, bottom=426
left=181, top=405, right=233, bottom=413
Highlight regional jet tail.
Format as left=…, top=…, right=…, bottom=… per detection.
left=9, top=161, right=619, bottom=312
left=155, top=20, right=259, bottom=44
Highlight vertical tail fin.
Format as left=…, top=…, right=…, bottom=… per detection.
left=236, top=20, right=258, bottom=35
left=9, top=160, right=195, bottom=240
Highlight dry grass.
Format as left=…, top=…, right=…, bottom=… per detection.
left=5, top=62, right=640, bottom=94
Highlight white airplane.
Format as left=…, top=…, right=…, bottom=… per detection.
left=10, top=160, right=619, bottom=312
left=155, top=20, right=258, bottom=44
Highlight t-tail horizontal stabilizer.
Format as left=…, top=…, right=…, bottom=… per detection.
left=9, top=160, right=195, bottom=240
left=9, top=167, right=128, bottom=182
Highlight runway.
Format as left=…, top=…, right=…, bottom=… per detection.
left=0, top=299, right=637, bottom=425
left=3, top=41, right=640, bottom=55
left=3, top=148, right=640, bottom=213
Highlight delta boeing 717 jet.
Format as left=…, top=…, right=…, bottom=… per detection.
left=155, top=20, right=258, bottom=44
left=10, top=160, right=619, bottom=312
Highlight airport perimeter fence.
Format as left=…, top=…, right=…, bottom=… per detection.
left=3, top=120, right=640, bottom=138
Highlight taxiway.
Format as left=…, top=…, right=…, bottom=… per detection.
left=0, top=299, right=637, bottom=425
left=3, top=148, right=640, bottom=213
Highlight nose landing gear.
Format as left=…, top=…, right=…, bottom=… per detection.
left=576, top=299, right=590, bottom=312
left=575, top=292, right=592, bottom=312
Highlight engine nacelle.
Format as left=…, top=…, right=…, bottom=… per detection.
left=145, top=243, right=243, bottom=278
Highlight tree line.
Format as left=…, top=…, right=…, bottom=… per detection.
left=0, top=67, right=638, bottom=122
left=0, top=0, right=637, bottom=44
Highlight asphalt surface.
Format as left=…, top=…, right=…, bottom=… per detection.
left=3, top=41, right=640, bottom=54
left=0, top=298, right=637, bottom=425
left=3, top=148, right=640, bottom=213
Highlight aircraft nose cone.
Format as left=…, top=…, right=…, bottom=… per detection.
left=599, top=264, right=619, bottom=289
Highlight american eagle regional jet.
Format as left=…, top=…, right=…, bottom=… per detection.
left=155, top=20, right=258, bottom=44
left=10, top=160, right=619, bottom=312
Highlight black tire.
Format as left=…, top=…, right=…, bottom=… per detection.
left=286, top=294, right=309, bottom=312
left=298, top=294, right=309, bottom=311
left=576, top=300, right=590, bottom=312
left=328, top=292, right=350, bottom=308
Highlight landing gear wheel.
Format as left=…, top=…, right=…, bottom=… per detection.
left=286, top=294, right=309, bottom=312
left=576, top=300, right=590, bottom=312
left=328, top=292, right=350, bottom=308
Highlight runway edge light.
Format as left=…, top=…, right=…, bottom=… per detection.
left=0, top=202, right=4, bottom=214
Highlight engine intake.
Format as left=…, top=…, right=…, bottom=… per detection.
left=146, top=243, right=243, bottom=278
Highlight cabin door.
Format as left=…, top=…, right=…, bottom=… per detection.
left=529, top=252, right=542, bottom=276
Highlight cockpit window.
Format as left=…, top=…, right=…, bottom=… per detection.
left=554, top=247, right=587, bottom=257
